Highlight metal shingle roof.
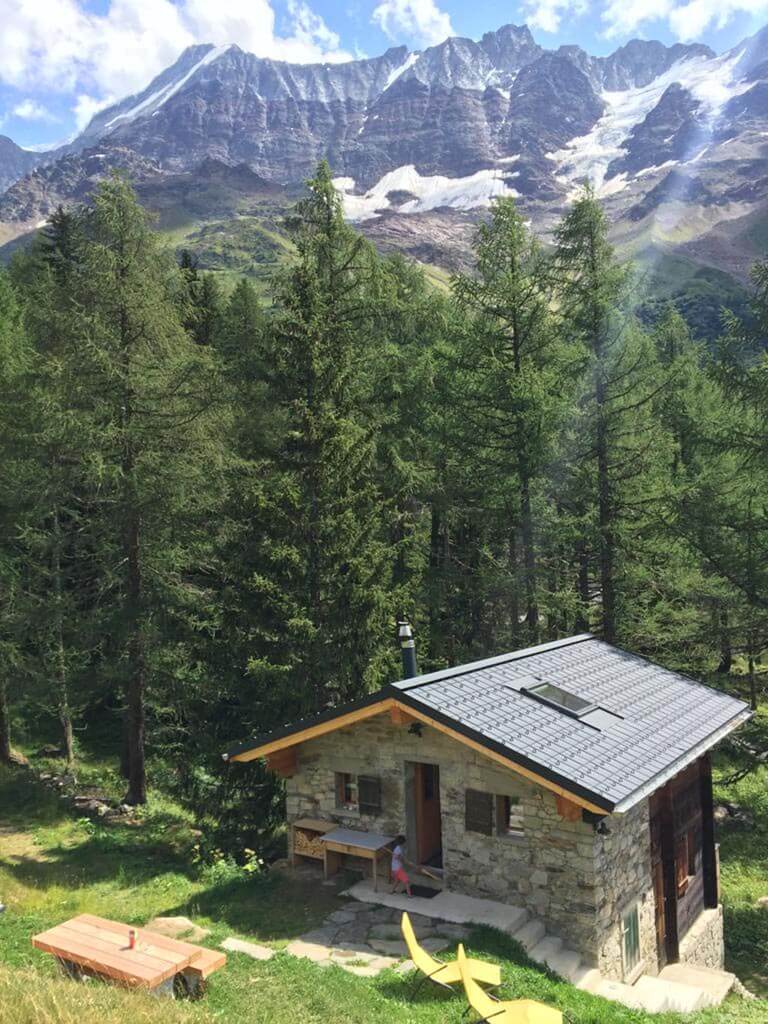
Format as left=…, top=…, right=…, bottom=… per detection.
left=224, top=634, right=751, bottom=812
left=392, top=635, right=751, bottom=811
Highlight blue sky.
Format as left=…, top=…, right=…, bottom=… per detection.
left=1, top=0, right=767, bottom=149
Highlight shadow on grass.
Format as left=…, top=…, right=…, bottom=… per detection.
left=170, top=871, right=344, bottom=942
left=1, top=818, right=198, bottom=894
left=0, top=767, right=73, bottom=829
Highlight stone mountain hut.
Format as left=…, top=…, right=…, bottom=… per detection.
left=224, top=633, right=750, bottom=985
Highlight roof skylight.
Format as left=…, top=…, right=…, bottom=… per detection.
left=524, top=681, right=595, bottom=719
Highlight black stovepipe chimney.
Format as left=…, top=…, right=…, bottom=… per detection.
left=398, top=620, right=418, bottom=679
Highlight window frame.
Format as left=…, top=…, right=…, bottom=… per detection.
left=335, top=771, right=358, bottom=811
left=523, top=681, right=597, bottom=720
left=621, top=901, right=642, bottom=979
left=496, top=794, right=525, bottom=838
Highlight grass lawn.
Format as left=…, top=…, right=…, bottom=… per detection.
left=1, top=762, right=767, bottom=1024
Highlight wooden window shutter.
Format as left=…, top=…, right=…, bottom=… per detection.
left=675, top=835, right=689, bottom=895
left=358, top=775, right=382, bottom=815
left=465, top=789, right=493, bottom=835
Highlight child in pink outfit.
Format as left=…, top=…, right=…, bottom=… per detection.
left=390, top=834, right=412, bottom=897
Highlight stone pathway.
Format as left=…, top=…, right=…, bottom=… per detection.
left=284, top=900, right=470, bottom=977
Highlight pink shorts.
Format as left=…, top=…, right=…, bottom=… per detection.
left=393, top=867, right=409, bottom=884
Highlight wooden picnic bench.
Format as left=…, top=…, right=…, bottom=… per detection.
left=32, top=913, right=226, bottom=998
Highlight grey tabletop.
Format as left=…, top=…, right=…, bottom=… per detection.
left=319, top=827, right=395, bottom=851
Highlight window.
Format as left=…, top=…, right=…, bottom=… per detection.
left=465, top=789, right=494, bottom=835
left=675, top=834, right=690, bottom=896
left=622, top=904, right=641, bottom=975
left=524, top=681, right=595, bottom=719
left=675, top=829, right=699, bottom=895
left=335, top=772, right=358, bottom=810
left=687, top=829, right=698, bottom=877
left=335, top=773, right=382, bottom=815
left=358, top=775, right=382, bottom=815
left=497, top=795, right=524, bottom=837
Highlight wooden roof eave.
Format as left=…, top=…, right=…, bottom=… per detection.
left=224, top=691, right=612, bottom=816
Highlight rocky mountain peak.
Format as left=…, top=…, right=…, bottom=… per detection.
left=0, top=135, right=40, bottom=194
left=479, top=23, right=543, bottom=72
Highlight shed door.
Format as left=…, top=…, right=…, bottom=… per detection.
left=653, top=859, right=666, bottom=958
left=414, top=763, right=442, bottom=867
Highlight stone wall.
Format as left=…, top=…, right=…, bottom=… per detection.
left=284, top=713, right=724, bottom=979
left=678, top=906, right=725, bottom=970
left=286, top=714, right=619, bottom=964
left=593, top=799, right=659, bottom=980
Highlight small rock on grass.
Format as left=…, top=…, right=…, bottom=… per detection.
left=146, top=916, right=210, bottom=942
left=221, top=937, right=275, bottom=961
left=395, top=959, right=416, bottom=975
left=339, top=963, right=381, bottom=977
left=285, top=939, right=331, bottom=963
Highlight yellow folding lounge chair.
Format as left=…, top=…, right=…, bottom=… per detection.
left=401, top=911, right=501, bottom=994
left=457, top=944, right=562, bottom=1024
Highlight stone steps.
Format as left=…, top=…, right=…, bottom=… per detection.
left=512, top=917, right=546, bottom=952
left=345, top=881, right=736, bottom=1015
left=635, top=974, right=711, bottom=1013
left=659, top=963, right=736, bottom=1005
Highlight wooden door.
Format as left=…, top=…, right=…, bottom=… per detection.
left=653, top=858, right=666, bottom=962
left=414, top=763, right=442, bottom=866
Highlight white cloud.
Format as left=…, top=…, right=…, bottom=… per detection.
left=12, top=99, right=57, bottom=122
left=520, top=0, right=590, bottom=32
left=601, top=0, right=768, bottom=38
left=73, top=94, right=116, bottom=132
left=0, top=0, right=353, bottom=125
left=371, top=0, right=454, bottom=46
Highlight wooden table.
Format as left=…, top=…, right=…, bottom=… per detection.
left=319, top=827, right=395, bottom=891
left=32, top=913, right=226, bottom=996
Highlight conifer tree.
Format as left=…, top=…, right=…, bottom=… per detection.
left=64, top=176, right=224, bottom=803
left=0, top=272, right=33, bottom=765
left=554, top=191, right=670, bottom=642
left=232, top=162, right=395, bottom=725
left=453, top=198, right=573, bottom=643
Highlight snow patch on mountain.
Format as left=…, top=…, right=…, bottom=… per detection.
left=105, top=45, right=233, bottom=130
left=548, top=48, right=753, bottom=195
left=333, top=166, right=519, bottom=221
left=384, top=52, right=420, bottom=90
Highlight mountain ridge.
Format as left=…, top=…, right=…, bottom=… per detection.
left=1, top=19, right=767, bottom=302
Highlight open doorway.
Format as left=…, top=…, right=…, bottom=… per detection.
left=406, top=761, right=443, bottom=871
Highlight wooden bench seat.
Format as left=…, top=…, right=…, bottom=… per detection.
left=185, top=948, right=227, bottom=979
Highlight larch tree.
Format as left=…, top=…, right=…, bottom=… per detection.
left=452, top=197, right=573, bottom=644
left=0, top=271, right=34, bottom=765
left=554, top=190, right=670, bottom=643
left=69, top=176, right=225, bottom=803
left=234, top=162, right=396, bottom=725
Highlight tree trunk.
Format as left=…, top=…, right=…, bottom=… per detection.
left=428, top=505, right=445, bottom=661
left=508, top=528, right=520, bottom=647
left=747, top=628, right=758, bottom=711
left=574, top=541, right=590, bottom=632
left=519, top=476, right=539, bottom=643
left=595, top=367, right=616, bottom=643
left=124, top=505, right=147, bottom=805
left=715, top=602, right=732, bottom=674
left=52, top=507, right=75, bottom=767
left=0, top=678, right=12, bottom=765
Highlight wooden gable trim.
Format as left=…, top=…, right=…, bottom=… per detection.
left=390, top=705, right=417, bottom=726
left=230, top=699, right=398, bottom=761
left=234, top=696, right=607, bottom=814
left=555, top=794, right=583, bottom=821
left=266, top=747, right=298, bottom=777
